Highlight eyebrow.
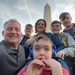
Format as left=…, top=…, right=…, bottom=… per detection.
left=34, top=44, right=50, bottom=47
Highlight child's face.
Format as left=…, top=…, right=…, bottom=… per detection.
left=33, top=39, right=52, bottom=60
left=51, top=23, right=61, bottom=34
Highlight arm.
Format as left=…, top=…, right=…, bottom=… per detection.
left=42, top=59, right=63, bottom=75
left=26, top=36, right=34, bottom=45
left=25, top=59, right=45, bottom=75
left=56, top=33, right=75, bottom=57
left=56, top=47, right=75, bottom=58
left=45, top=33, right=65, bottom=52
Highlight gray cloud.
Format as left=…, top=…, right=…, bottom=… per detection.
left=0, top=0, right=75, bottom=41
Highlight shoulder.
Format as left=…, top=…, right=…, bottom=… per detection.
left=73, top=23, right=75, bottom=26
left=45, top=32, right=55, bottom=38
left=18, top=45, right=24, bottom=51
left=71, top=23, right=75, bottom=29
left=45, top=32, right=53, bottom=35
left=17, top=60, right=33, bottom=75
left=60, top=32, right=69, bottom=36
left=17, top=66, right=28, bottom=75
left=62, top=68, right=69, bottom=75
left=0, top=40, right=8, bottom=51
left=60, top=32, right=70, bottom=38
left=25, top=59, right=33, bottom=66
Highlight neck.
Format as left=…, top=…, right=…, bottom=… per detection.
left=65, top=24, right=73, bottom=30
left=6, top=42, right=18, bottom=50
left=38, top=32, right=44, bottom=35
left=54, top=33, right=60, bottom=37
left=25, top=34, right=31, bottom=37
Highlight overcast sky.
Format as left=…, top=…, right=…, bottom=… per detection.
left=0, top=0, right=75, bottom=41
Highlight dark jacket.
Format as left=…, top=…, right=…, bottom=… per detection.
left=45, top=32, right=65, bottom=52
left=0, top=40, right=26, bottom=75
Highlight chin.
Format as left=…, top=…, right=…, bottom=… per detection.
left=9, top=40, right=18, bottom=43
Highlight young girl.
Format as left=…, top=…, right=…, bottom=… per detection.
left=17, top=35, right=69, bottom=75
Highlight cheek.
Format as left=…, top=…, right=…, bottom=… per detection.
left=45, top=52, right=52, bottom=59
left=33, top=51, right=39, bottom=58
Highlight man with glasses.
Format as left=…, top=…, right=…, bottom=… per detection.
left=19, top=24, right=33, bottom=59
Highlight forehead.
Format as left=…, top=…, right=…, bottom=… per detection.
left=60, top=14, right=71, bottom=20
left=25, top=26, right=32, bottom=29
left=52, top=23, right=60, bottom=26
left=64, top=14, right=71, bottom=18
left=4, top=22, right=21, bottom=28
left=37, top=20, right=45, bottom=23
left=33, top=39, right=51, bottom=46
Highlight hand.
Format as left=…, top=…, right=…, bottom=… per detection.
left=26, top=36, right=34, bottom=45
left=56, top=50, right=65, bottom=58
left=42, top=59, right=63, bottom=75
left=41, top=59, right=60, bottom=68
left=26, top=59, right=45, bottom=75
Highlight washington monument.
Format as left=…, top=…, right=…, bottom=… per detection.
left=44, top=3, right=51, bottom=32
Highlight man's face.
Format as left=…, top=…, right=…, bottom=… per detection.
left=51, top=23, right=61, bottom=34
left=33, top=39, right=52, bottom=60
left=2, top=22, right=22, bottom=44
left=60, top=14, right=72, bottom=29
left=25, top=26, right=33, bottom=36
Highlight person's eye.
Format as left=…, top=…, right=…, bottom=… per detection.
left=45, top=48, right=50, bottom=51
left=34, top=47, right=40, bottom=51
left=7, top=28, right=12, bottom=31
left=42, top=24, right=45, bottom=26
left=16, top=28, right=20, bottom=32
left=52, top=26, right=55, bottom=28
left=66, top=17, right=69, bottom=19
left=37, top=23, right=40, bottom=26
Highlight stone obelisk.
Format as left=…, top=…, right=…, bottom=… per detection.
left=44, top=3, right=51, bottom=32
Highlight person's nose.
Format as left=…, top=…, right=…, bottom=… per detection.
left=39, top=49, right=45, bottom=55
left=11, top=29, right=17, bottom=33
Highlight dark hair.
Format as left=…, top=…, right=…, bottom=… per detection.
left=35, top=19, right=47, bottom=33
left=51, top=20, right=61, bottom=26
left=32, top=34, right=53, bottom=48
left=59, top=12, right=70, bottom=20
left=25, top=24, right=33, bottom=29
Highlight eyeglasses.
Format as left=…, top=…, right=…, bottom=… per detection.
left=25, top=27, right=32, bottom=30
left=51, top=25, right=61, bottom=28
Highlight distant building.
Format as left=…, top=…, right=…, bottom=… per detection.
left=44, top=3, right=51, bottom=32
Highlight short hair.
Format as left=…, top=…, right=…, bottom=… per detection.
left=59, top=12, right=70, bottom=20
left=3, top=19, right=21, bottom=29
left=25, top=24, right=33, bottom=29
left=32, top=35, right=53, bottom=48
left=35, top=19, right=47, bottom=33
left=51, top=20, right=61, bottom=26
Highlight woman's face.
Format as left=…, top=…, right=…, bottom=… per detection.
left=36, top=20, right=46, bottom=34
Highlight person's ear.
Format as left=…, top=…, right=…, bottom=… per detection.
left=24, top=28, right=25, bottom=33
left=70, top=16, right=72, bottom=21
left=32, top=28, right=33, bottom=33
left=2, top=31, right=4, bottom=37
left=60, top=26, right=62, bottom=30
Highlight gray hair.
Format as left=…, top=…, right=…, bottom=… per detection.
left=3, top=19, right=21, bottom=29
